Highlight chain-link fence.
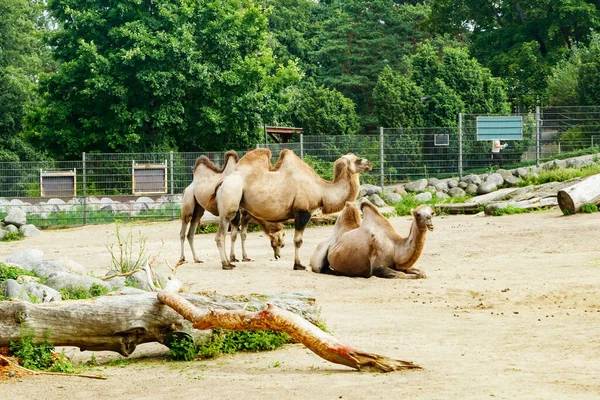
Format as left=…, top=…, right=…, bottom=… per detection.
left=1, top=106, right=599, bottom=227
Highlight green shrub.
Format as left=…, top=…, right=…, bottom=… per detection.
left=1, top=231, right=25, bottom=242
left=9, top=329, right=55, bottom=370
left=580, top=204, right=598, bottom=213
left=0, top=263, right=36, bottom=282
left=394, top=192, right=471, bottom=216
left=491, top=206, right=530, bottom=216
left=59, top=283, right=109, bottom=300
left=197, top=329, right=291, bottom=359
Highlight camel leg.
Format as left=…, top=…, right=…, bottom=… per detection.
left=216, top=216, right=235, bottom=270
left=292, top=211, right=311, bottom=271
left=372, top=265, right=417, bottom=279
left=187, top=205, right=205, bottom=263
left=179, top=217, right=190, bottom=263
left=401, top=267, right=426, bottom=279
left=240, top=211, right=252, bottom=262
left=229, top=211, right=241, bottom=262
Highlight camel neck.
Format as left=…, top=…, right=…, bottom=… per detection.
left=320, top=173, right=360, bottom=214
left=394, top=223, right=427, bottom=270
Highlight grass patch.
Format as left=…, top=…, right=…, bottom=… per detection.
left=58, top=283, right=110, bottom=300
left=517, top=164, right=600, bottom=187
left=394, top=193, right=472, bottom=216
left=169, top=329, right=293, bottom=361
left=490, top=206, right=531, bottom=216
left=1, top=231, right=25, bottom=242
left=580, top=203, right=598, bottom=213
left=0, top=262, right=37, bottom=282
left=8, top=327, right=76, bottom=373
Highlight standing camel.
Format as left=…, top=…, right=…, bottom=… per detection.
left=310, top=201, right=434, bottom=279
left=212, top=148, right=373, bottom=270
left=179, top=151, right=285, bottom=263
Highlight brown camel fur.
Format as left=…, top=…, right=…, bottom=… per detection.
left=179, top=151, right=285, bottom=263
left=212, top=148, right=373, bottom=270
left=310, top=201, right=434, bottom=279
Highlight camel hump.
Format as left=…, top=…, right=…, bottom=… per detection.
left=272, top=149, right=299, bottom=170
left=238, top=148, right=272, bottom=168
left=223, top=150, right=239, bottom=164
left=359, top=199, right=379, bottom=214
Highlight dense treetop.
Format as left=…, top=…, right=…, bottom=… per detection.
left=1, top=0, right=599, bottom=160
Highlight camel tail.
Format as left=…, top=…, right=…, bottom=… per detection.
left=205, top=178, right=224, bottom=211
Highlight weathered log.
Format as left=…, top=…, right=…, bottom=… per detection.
left=484, top=197, right=558, bottom=215
left=0, top=291, right=318, bottom=356
left=557, top=173, right=600, bottom=214
left=158, top=292, right=421, bottom=372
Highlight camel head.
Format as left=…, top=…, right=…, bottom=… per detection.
left=269, top=230, right=286, bottom=259
left=339, top=153, right=373, bottom=174
left=412, top=205, right=435, bottom=231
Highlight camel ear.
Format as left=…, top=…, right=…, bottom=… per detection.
left=411, top=208, right=418, bottom=217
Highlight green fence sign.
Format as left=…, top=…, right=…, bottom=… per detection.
left=476, top=116, right=523, bottom=141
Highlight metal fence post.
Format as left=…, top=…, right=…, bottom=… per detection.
left=82, top=152, right=87, bottom=225
left=170, top=151, right=175, bottom=220
left=535, top=106, right=540, bottom=167
left=300, top=133, right=304, bottom=160
left=379, top=127, right=384, bottom=188
left=458, top=114, right=463, bottom=178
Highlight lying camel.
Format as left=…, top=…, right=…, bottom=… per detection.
left=310, top=201, right=434, bottom=279
left=212, top=148, right=373, bottom=270
left=179, top=151, right=285, bottom=263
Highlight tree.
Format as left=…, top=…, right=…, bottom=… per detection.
left=291, top=81, right=360, bottom=136
left=28, top=0, right=301, bottom=159
left=312, top=1, right=432, bottom=131
left=428, top=0, right=600, bottom=110
left=0, top=0, right=48, bottom=162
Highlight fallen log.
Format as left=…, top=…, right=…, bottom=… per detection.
left=557, top=173, right=600, bottom=214
left=158, top=292, right=421, bottom=372
left=0, top=291, right=318, bottom=356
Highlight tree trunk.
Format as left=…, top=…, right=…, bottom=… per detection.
left=0, top=291, right=318, bottom=356
left=557, top=174, right=600, bottom=214
left=158, top=292, right=421, bottom=372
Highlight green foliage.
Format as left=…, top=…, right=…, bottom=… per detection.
left=169, top=336, right=197, bottom=362
left=105, top=223, right=150, bottom=274
left=59, top=284, right=109, bottom=300
left=491, top=206, right=530, bottom=217
left=49, top=349, right=76, bottom=373
left=580, top=204, right=598, bottom=213
left=9, top=329, right=55, bottom=370
left=0, top=263, right=36, bottom=282
left=197, top=329, right=291, bottom=359
left=517, top=164, right=600, bottom=186
left=302, top=155, right=334, bottom=181
left=394, top=192, right=471, bottom=216
left=373, top=66, right=425, bottom=128
left=1, top=231, right=25, bottom=242
left=29, top=0, right=301, bottom=158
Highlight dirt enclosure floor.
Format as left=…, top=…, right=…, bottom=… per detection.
left=1, top=210, right=599, bottom=399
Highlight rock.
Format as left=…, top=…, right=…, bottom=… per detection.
left=0, top=229, right=6, bottom=241
left=566, top=158, right=586, bottom=168
left=448, top=187, right=466, bottom=198
left=382, top=192, right=403, bottom=205
left=9, top=199, right=25, bottom=207
left=1, top=279, right=31, bottom=302
left=136, top=197, right=155, bottom=204
left=458, top=181, right=468, bottom=189
left=4, top=224, right=18, bottom=233
left=44, top=273, right=111, bottom=292
left=465, top=184, right=478, bottom=195
left=3, top=208, right=26, bottom=227
left=359, top=184, right=383, bottom=196
left=485, top=173, right=504, bottom=187
left=47, top=198, right=66, bottom=205
left=394, top=186, right=408, bottom=196
left=4, top=249, right=45, bottom=271
left=425, top=185, right=437, bottom=193
left=435, top=192, right=450, bottom=200
left=55, top=257, right=87, bottom=275
left=427, top=178, right=440, bottom=186
left=404, top=179, right=428, bottom=193
left=23, top=282, right=62, bottom=302
left=414, top=192, right=432, bottom=202
left=433, top=181, right=449, bottom=192
left=19, top=224, right=42, bottom=237
left=99, top=204, right=116, bottom=213
left=32, top=260, right=70, bottom=279
left=503, top=175, right=522, bottom=186
left=461, top=174, right=482, bottom=186
left=446, top=179, right=459, bottom=189
left=514, top=168, right=528, bottom=178
left=477, top=181, right=498, bottom=195
left=496, top=169, right=513, bottom=180
left=100, top=197, right=114, bottom=204
left=367, top=194, right=386, bottom=207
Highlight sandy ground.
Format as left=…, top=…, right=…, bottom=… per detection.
left=1, top=209, right=599, bottom=400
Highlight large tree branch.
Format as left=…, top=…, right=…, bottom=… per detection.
left=157, top=292, right=421, bottom=372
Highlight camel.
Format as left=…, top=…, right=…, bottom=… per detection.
left=212, top=148, right=373, bottom=270
left=310, top=201, right=434, bottom=279
left=179, top=151, right=285, bottom=263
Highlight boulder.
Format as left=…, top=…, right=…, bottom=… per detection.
left=461, top=174, right=482, bottom=186
left=404, top=179, right=428, bottom=193
left=359, top=184, right=383, bottom=197
left=447, top=187, right=466, bottom=198
left=20, top=224, right=42, bottom=237
left=435, top=192, right=450, bottom=200
left=514, top=168, right=528, bottom=178
left=44, top=273, right=111, bottom=292
left=503, top=175, right=522, bottom=186
left=477, top=181, right=498, bottom=195
left=433, top=181, right=449, bottom=192
left=414, top=192, right=432, bottom=202
left=485, top=173, right=504, bottom=187
left=394, top=186, right=408, bottom=196
left=367, top=194, right=386, bottom=207
left=3, top=208, right=26, bottom=227
left=4, top=249, right=45, bottom=271
left=382, top=192, right=403, bottom=205
left=5, top=224, right=18, bottom=233
left=465, top=184, right=478, bottom=195
left=1, top=279, right=31, bottom=302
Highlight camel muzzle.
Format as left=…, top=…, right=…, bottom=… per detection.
left=426, top=222, right=434, bottom=231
